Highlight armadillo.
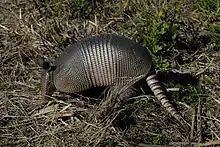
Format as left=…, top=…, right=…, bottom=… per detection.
left=39, top=34, right=189, bottom=127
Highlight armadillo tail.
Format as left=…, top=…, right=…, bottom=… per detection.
left=146, top=71, right=190, bottom=128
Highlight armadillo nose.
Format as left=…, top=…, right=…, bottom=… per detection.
left=40, top=70, right=49, bottom=97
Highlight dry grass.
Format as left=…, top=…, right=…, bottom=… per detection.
left=0, top=0, right=219, bottom=147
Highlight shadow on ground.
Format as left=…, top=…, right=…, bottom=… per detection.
left=56, top=71, right=199, bottom=131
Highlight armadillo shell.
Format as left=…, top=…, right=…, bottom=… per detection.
left=53, top=34, right=153, bottom=93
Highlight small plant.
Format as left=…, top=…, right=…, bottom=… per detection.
left=167, top=83, right=206, bottom=107
left=153, top=134, right=170, bottom=145
left=142, top=11, right=178, bottom=54
left=70, top=0, right=102, bottom=19
left=118, top=6, right=180, bottom=70
left=199, top=0, right=220, bottom=14
left=38, top=0, right=103, bottom=19
left=154, top=57, right=169, bottom=70
left=208, top=23, right=220, bottom=45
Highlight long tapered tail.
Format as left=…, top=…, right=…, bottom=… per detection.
left=146, top=70, right=190, bottom=128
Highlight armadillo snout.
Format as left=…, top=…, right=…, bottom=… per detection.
left=40, top=59, right=56, bottom=97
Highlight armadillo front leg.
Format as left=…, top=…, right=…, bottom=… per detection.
left=146, top=69, right=190, bottom=129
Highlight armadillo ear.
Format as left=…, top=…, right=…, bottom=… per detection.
left=36, top=55, right=55, bottom=71
left=42, top=61, right=57, bottom=71
left=42, top=61, right=51, bottom=70
left=36, top=55, right=46, bottom=67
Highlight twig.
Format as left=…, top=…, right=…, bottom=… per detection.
left=197, top=100, right=202, bottom=142
left=190, top=107, right=196, bottom=140
left=170, top=140, right=220, bottom=146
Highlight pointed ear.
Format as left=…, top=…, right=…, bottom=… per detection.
left=36, top=55, right=46, bottom=67
left=42, top=61, right=51, bottom=70
left=36, top=55, right=51, bottom=70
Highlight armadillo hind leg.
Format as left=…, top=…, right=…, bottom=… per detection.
left=146, top=69, right=190, bottom=128
left=100, top=85, right=137, bottom=110
left=109, top=85, right=138, bottom=102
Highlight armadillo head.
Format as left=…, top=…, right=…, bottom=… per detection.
left=39, top=60, right=56, bottom=97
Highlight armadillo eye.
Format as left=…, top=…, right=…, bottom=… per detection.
left=42, top=61, right=51, bottom=70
